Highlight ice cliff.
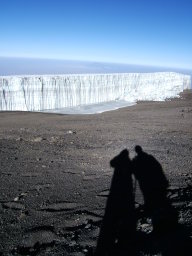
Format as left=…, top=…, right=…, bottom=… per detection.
left=0, top=72, right=191, bottom=112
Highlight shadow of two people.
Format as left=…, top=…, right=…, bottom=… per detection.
left=94, top=146, right=192, bottom=256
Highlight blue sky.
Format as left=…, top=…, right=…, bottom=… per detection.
left=0, top=0, right=192, bottom=69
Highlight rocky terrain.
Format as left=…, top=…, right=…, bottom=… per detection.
left=0, top=90, right=192, bottom=255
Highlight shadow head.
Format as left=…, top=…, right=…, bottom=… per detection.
left=110, top=149, right=129, bottom=168
left=135, top=145, right=143, bottom=154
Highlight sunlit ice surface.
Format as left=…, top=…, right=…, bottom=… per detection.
left=0, top=72, right=191, bottom=114
left=41, top=100, right=135, bottom=115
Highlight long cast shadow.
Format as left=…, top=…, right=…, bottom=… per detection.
left=94, top=146, right=192, bottom=256
left=95, top=149, right=136, bottom=256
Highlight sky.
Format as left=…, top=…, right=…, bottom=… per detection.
left=0, top=0, right=192, bottom=70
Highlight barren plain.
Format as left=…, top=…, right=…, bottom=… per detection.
left=0, top=91, right=192, bottom=255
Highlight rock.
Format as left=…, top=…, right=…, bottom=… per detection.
left=172, top=202, right=186, bottom=208
left=69, top=241, right=77, bottom=247
left=35, top=184, right=51, bottom=192
left=83, top=174, right=96, bottom=181
left=169, top=193, right=179, bottom=199
left=168, top=185, right=180, bottom=190
left=85, top=224, right=91, bottom=229
left=62, top=213, right=102, bottom=231
left=40, top=202, right=82, bottom=212
left=14, top=192, right=28, bottom=201
left=97, top=190, right=109, bottom=197
left=20, top=230, right=57, bottom=250
left=139, top=223, right=153, bottom=233
left=21, top=173, right=39, bottom=177
left=16, top=137, right=23, bottom=141
left=33, top=137, right=44, bottom=142
left=3, top=202, right=25, bottom=210
left=67, top=130, right=76, bottom=134
left=63, top=220, right=84, bottom=231
left=70, top=253, right=85, bottom=256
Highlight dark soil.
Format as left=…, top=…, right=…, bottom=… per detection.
left=0, top=90, right=192, bottom=255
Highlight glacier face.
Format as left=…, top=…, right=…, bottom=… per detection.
left=0, top=72, right=191, bottom=112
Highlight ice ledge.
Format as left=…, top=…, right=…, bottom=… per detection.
left=0, top=72, right=191, bottom=114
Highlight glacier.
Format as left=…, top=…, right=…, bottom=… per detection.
left=0, top=72, right=191, bottom=114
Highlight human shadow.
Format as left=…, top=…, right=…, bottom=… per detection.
left=94, top=146, right=192, bottom=256
left=132, top=145, right=192, bottom=256
left=132, top=145, right=175, bottom=233
left=94, top=149, right=136, bottom=256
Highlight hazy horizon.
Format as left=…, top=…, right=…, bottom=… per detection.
left=0, top=57, right=192, bottom=76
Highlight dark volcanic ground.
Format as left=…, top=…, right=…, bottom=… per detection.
left=0, top=91, right=192, bottom=255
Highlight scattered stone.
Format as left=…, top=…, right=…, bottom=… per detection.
left=97, top=190, right=109, bottom=197
left=16, top=137, right=23, bottom=141
left=63, top=220, right=84, bottom=231
left=28, top=225, right=55, bottom=232
left=21, top=173, right=39, bottom=177
left=179, top=217, right=185, bottom=224
left=1, top=172, right=12, bottom=176
left=18, top=211, right=28, bottom=219
left=172, top=202, right=186, bottom=208
left=67, top=130, right=76, bottom=134
left=78, top=228, right=98, bottom=249
left=14, top=192, right=28, bottom=201
left=62, top=213, right=102, bottom=231
left=138, top=223, right=153, bottom=234
left=40, top=202, right=82, bottom=212
left=20, top=230, right=57, bottom=251
left=33, top=137, right=45, bottom=142
left=68, top=241, right=77, bottom=248
left=49, top=136, right=59, bottom=143
left=35, top=184, right=51, bottom=192
left=70, top=253, right=85, bottom=256
left=3, top=202, right=25, bottom=210
left=83, top=174, right=96, bottom=181
left=168, top=185, right=180, bottom=190
left=169, top=193, right=179, bottom=199
left=85, top=224, right=91, bottom=229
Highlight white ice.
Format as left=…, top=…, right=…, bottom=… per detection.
left=42, top=100, right=135, bottom=115
left=0, top=72, right=191, bottom=114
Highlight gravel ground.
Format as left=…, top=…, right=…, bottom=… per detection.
left=0, top=90, right=192, bottom=255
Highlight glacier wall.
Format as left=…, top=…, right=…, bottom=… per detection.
left=0, top=72, right=191, bottom=112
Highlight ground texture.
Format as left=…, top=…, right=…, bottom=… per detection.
left=0, top=90, right=192, bottom=255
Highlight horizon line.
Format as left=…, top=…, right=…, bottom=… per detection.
left=0, top=56, right=191, bottom=71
